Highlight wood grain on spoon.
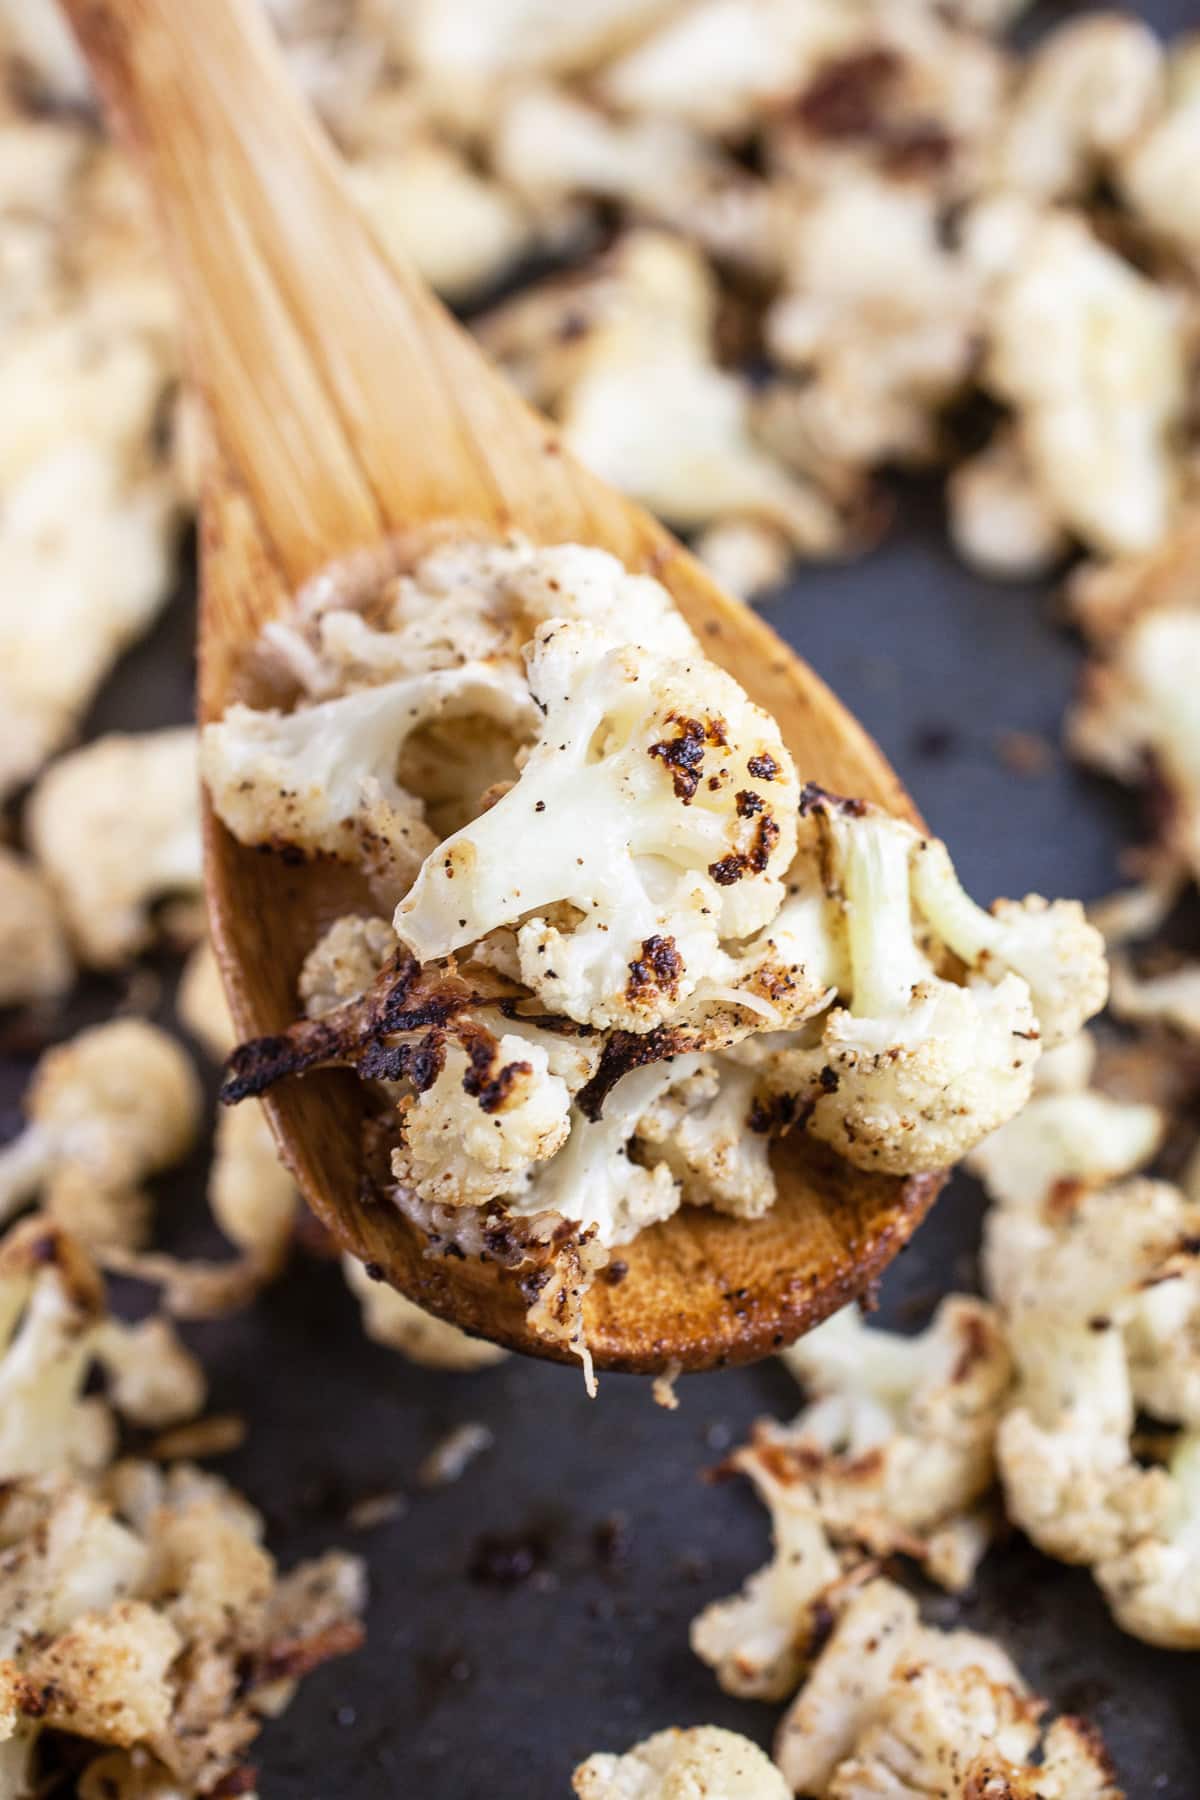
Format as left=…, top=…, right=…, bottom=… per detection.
left=65, top=0, right=943, bottom=1372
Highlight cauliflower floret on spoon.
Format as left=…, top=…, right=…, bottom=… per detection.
left=394, top=618, right=799, bottom=1032
left=202, top=663, right=536, bottom=907
left=768, top=798, right=1043, bottom=1175
left=635, top=1055, right=777, bottom=1219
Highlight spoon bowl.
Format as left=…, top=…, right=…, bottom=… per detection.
left=67, top=0, right=943, bottom=1371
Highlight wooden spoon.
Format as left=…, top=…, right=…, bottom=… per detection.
left=66, top=0, right=943, bottom=1373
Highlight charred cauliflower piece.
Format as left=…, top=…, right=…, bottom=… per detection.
left=0, top=1020, right=201, bottom=1249
left=573, top=1724, right=790, bottom=1800
left=775, top=1296, right=1012, bottom=1589
left=27, top=730, right=202, bottom=968
left=0, top=846, right=72, bottom=1007
left=395, top=617, right=799, bottom=1032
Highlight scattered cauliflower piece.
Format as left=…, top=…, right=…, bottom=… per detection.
left=947, top=429, right=1069, bottom=580
left=1109, top=954, right=1200, bottom=1040
left=27, top=730, right=202, bottom=967
left=0, top=1216, right=203, bottom=1481
left=690, top=1441, right=843, bottom=1700
left=988, top=15, right=1163, bottom=200
left=773, top=1295, right=1011, bottom=1587
left=573, top=1724, right=790, bottom=1800
left=1096, top=1429, right=1200, bottom=1649
left=176, top=940, right=234, bottom=1060
left=208, top=1104, right=297, bottom=1281
left=395, top=615, right=799, bottom=1033
left=342, top=1254, right=508, bottom=1370
left=967, top=1086, right=1164, bottom=1213
left=773, top=1574, right=1121, bottom=1798
left=0, top=1459, right=365, bottom=1796
left=479, top=230, right=842, bottom=550
left=976, top=206, right=1186, bottom=558
left=0, top=1020, right=201, bottom=1249
left=0, top=844, right=72, bottom=1006
left=1117, top=36, right=1200, bottom=266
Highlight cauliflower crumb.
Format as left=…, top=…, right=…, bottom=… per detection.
left=0, top=844, right=72, bottom=1006
left=573, top=1724, right=790, bottom=1800
left=27, top=730, right=202, bottom=968
left=342, top=1254, right=507, bottom=1370
left=0, top=1020, right=201, bottom=1250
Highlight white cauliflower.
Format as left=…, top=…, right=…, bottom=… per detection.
left=909, top=834, right=1108, bottom=1049
left=573, top=1724, right=790, bottom=1800
left=947, top=429, right=1069, bottom=581
left=773, top=1574, right=1119, bottom=1798
left=0, top=1020, right=201, bottom=1249
left=988, top=15, right=1163, bottom=200
left=26, top=729, right=202, bottom=967
left=208, top=1104, right=297, bottom=1282
left=1069, top=570, right=1200, bottom=881
left=0, top=1459, right=365, bottom=1796
left=297, top=913, right=399, bottom=1019
left=766, top=798, right=1053, bottom=1175
left=342, top=1254, right=507, bottom=1370
left=976, top=206, right=1186, bottom=557
left=176, top=940, right=234, bottom=1060
left=0, top=1216, right=203, bottom=1481
left=1096, top=1428, right=1200, bottom=1649
left=1109, top=955, right=1200, bottom=1039
left=968, top=1088, right=1164, bottom=1213
left=1118, top=36, right=1200, bottom=266
left=0, top=845, right=72, bottom=1007
left=395, top=617, right=799, bottom=1033
left=636, top=1055, right=777, bottom=1219
left=690, top=1441, right=843, bottom=1700
left=774, top=1295, right=1012, bottom=1587
left=202, top=663, right=534, bottom=907
left=996, top=1310, right=1170, bottom=1568
left=391, top=1011, right=589, bottom=1209
left=478, top=229, right=841, bottom=550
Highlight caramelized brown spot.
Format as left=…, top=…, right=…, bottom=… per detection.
left=626, top=934, right=683, bottom=1004
left=795, top=47, right=901, bottom=139
left=747, top=752, right=780, bottom=782
left=648, top=715, right=728, bottom=802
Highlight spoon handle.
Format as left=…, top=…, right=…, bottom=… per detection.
left=61, top=0, right=598, bottom=581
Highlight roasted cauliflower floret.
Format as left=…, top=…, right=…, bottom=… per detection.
left=1117, top=36, right=1200, bottom=266
left=0, top=1020, right=201, bottom=1249
left=772, top=1573, right=1117, bottom=1798
left=910, top=835, right=1108, bottom=1048
left=775, top=1296, right=1012, bottom=1588
left=0, top=1459, right=365, bottom=1796
left=573, top=1725, right=790, bottom=1800
left=298, top=913, right=400, bottom=1018
left=0, top=845, right=72, bottom=1007
left=342, top=1255, right=507, bottom=1370
left=690, top=1441, right=843, bottom=1700
left=989, top=15, right=1163, bottom=200
left=26, top=729, right=202, bottom=967
left=391, top=1012, right=587, bottom=1208
left=395, top=617, right=798, bottom=1032
left=968, top=1085, right=1164, bottom=1214
left=202, top=664, right=534, bottom=907
left=1096, top=1429, right=1200, bottom=1649
left=975, top=206, right=1185, bottom=558
left=768, top=797, right=1048, bottom=1174
left=996, top=1312, right=1169, bottom=1567
left=636, top=1055, right=777, bottom=1219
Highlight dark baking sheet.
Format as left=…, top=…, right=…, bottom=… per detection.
left=5, top=2, right=1200, bottom=1791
